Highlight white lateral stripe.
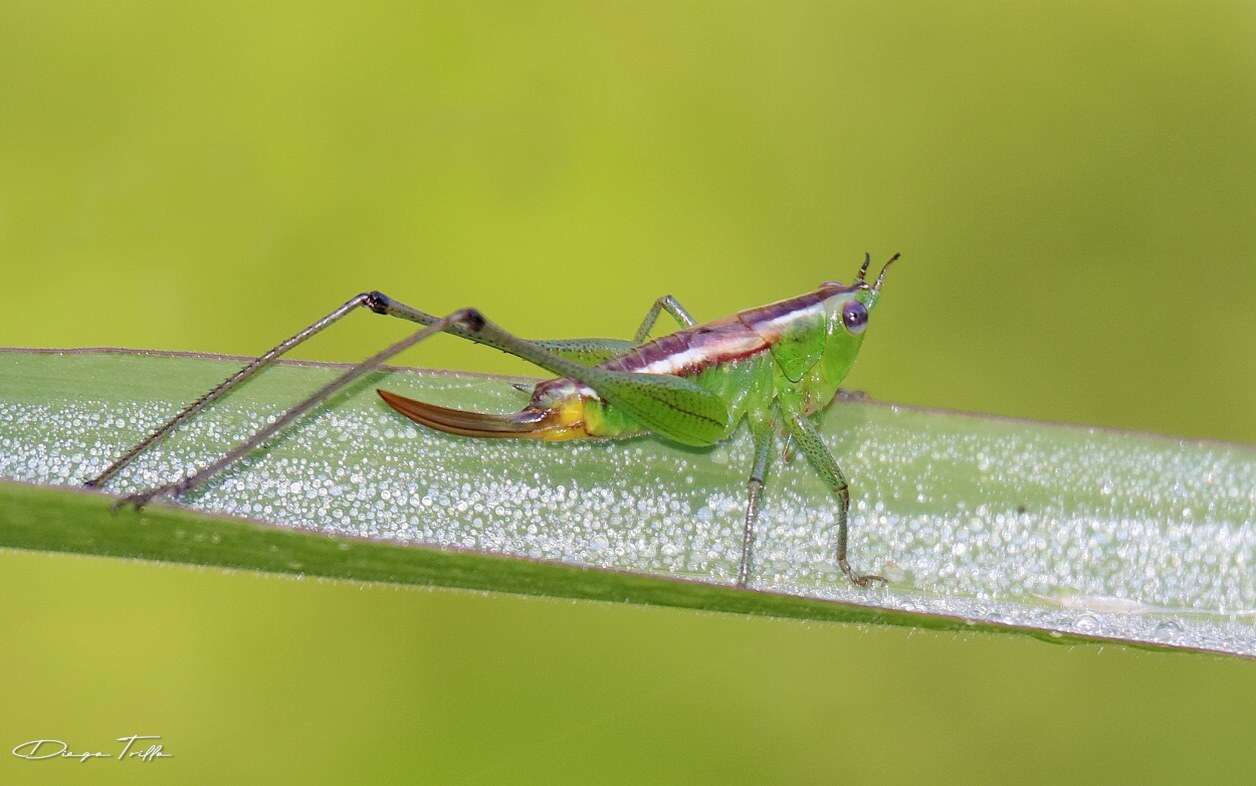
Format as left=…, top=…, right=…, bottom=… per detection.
left=752, top=301, right=826, bottom=337
left=636, top=331, right=765, bottom=374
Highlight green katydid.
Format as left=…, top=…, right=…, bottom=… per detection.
left=88, top=252, right=902, bottom=588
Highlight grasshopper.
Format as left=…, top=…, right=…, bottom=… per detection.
left=88, top=252, right=902, bottom=588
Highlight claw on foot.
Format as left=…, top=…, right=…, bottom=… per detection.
left=849, top=572, right=889, bottom=588
left=112, top=493, right=154, bottom=513
left=111, top=484, right=179, bottom=513
left=840, top=558, right=888, bottom=588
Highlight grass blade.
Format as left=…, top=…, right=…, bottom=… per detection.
left=2, top=347, right=1253, bottom=656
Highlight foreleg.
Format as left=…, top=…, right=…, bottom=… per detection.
left=784, top=410, right=886, bottom=588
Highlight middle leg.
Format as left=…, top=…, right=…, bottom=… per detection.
left=737, top=420, right=775, bottom=587
left=633, top=294, right=697, bottom=343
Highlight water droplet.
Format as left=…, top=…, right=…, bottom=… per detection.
left=1154, top=618, right=1184, bottom=635
left=1074, top=613, right=1101, bottom=633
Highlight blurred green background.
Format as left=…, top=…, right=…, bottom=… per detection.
left=2, top=1, right=1255, bottom=784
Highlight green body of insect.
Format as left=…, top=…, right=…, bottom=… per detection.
left=377, top=253, right=902, bottom=587
left=92, top=253, right=901, bottom=589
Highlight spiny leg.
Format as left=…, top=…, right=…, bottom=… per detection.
left=784, top=410, right=886, bottom=588
left=737, top=421, right=775, bottom=588
left=114, top=309, right=480, bottom=509
left=84, top=291, right=398, bottom=488
left=633, top=294, right=696, bottom=344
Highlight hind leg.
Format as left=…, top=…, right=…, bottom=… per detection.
left=113, top=309, right=482, bottom=509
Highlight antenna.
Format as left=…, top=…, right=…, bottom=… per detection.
left=872, top=253, right=902, bottom=292
left=855, top=252, right=872, bottom=283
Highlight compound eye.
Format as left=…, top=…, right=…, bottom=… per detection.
left=841, top=300, right=868, bottom=335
